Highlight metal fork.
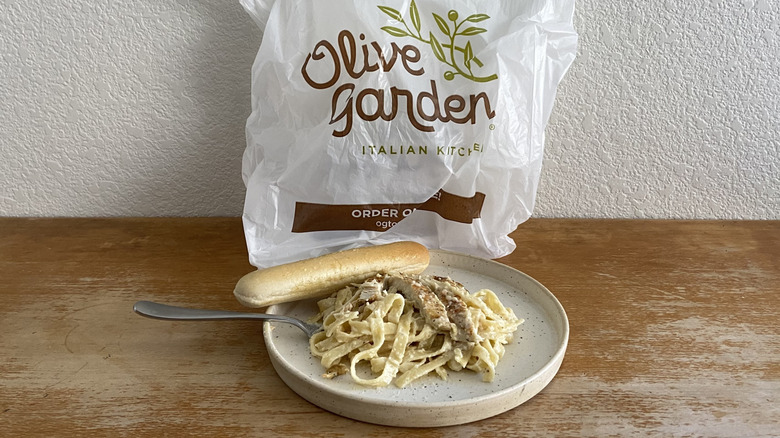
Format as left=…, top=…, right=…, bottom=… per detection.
left=133, top=301, right=322, bottom=338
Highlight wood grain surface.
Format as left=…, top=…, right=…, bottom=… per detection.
left=1, top=218, right=777, bottom=437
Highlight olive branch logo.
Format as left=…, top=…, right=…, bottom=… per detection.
left=378, top=1, right=498, bottom=83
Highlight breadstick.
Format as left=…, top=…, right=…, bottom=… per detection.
left=233, top=241, right=429, bottom=307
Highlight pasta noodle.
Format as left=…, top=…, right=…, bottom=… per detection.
left=309, top=273, right=522, bottom=388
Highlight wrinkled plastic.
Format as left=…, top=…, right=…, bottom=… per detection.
left=240, top=0, right=577, bottom=268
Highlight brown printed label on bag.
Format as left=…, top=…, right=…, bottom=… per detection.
left=292, top=190, right=485, bottom=233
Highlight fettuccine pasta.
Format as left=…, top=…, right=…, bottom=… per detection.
left=309, top=273, right=522, bottom=388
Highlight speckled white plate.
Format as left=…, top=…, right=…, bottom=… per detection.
left=263, top=250, right=568, bottom=427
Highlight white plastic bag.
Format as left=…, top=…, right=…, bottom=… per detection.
left=240, top=0, right=577, bottom=268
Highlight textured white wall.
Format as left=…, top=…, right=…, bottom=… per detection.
left=1, top=0, right=778, bottom=218
left=1, top=0, right=259, bottom=216
left=539, top=0, right=779, bottom=219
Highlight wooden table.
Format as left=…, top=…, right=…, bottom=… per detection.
left=1, top=218, right=777, bottom=436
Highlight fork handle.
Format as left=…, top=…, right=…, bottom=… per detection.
left=134, top=300, right=266, bottom=321
left=133, top=301, right=314, bottom=335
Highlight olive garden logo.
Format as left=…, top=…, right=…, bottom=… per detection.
left=301, top=1, right=497, bottom=137
left=378, top=2, right=498, bottom=83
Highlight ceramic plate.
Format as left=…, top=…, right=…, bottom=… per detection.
left=263, top=250, right=568, bottom=427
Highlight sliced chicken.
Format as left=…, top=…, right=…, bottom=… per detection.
left=385, top=274, right=451, bottom=332
left=425, top=276, right=480, bottom=343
